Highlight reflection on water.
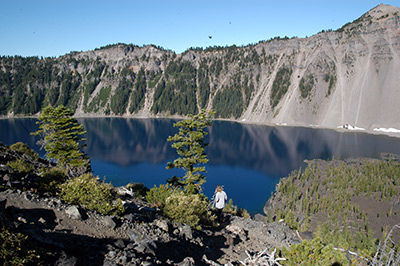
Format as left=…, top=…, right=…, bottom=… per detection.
left=82, top=118, right=178, bottom=166
left=1, top=118, right=400, bottom=213
left=0, top=118, right=41, bottom=152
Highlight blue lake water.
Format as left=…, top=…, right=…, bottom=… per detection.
left=1, top=118, right=400, bottom=214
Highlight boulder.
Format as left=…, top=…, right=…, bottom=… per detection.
left=116, top=186, right=134, bottom=197
left=176, top=257, right=195, bottom=266
left=102, top=216, right=116, bottom=229
left=154, top=218, right=169, bottom=232
left=134, top=240, right=157, bottom=256
left=179, top=224, right=193, bottom=240
left=114, top=239, right=125, bottom=249
left=65, top=206, right=81, bottom=220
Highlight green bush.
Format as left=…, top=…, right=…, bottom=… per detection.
left=163, top=191, right=213, bottom=230
left=237, top=208, right=251, bottom=219
left=224, top=199, right=238, bottom=214
left=224, top=199, right=251, bottom=219
left=284, top=210, right=299, bottom=230
left=146, top=184, right=174, bottom=209
left=146, top=185, right=214, bottom=229
left=0, top=226, right=41, bottom=265
left=10, top=142, right=38, bottom=160
left=59, top=174, right=125, bottom=216
left=126, top=182, right=149, bottom=198
left=38, top=167, right=66, bottom=195
left=6, top=159, right=34, bottom=173
left=281, top=238, right=349, bottom=266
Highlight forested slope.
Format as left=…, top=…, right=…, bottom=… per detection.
left=265, top=155, right=400, bottom=256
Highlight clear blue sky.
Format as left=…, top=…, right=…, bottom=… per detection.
left=1, top=0, right=399, bottom=57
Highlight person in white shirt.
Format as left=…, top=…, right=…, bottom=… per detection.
left=215, top=185, right=227, bottom=224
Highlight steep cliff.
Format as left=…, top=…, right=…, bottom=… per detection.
left=257, top=3, right=400, bottom=131
left=1, top=4, right=399, bottom=132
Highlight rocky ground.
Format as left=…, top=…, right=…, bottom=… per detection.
left=0, top=142, right=300, bottom=265
left=0, top=189, right=300, bottom=266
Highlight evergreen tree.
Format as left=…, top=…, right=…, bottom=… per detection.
left=166, top=109, right=214, bottom=193
left=129, top=68, right=146, bottom=113
left=32, top=105, right=89, bottom=176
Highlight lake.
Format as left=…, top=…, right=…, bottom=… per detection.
left=1, top=118, right=400, bottom=214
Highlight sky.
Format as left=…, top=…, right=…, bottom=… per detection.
left=1, top=0, right=399, bottom=57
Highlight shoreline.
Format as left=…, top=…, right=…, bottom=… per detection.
left=3, top=113, right=400, bottom=139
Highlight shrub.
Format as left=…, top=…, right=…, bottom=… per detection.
left=38, top=167, right=66, bottom=195
left=146, top=185, right=215, bottom=229
left=237, top=208, right=251, bottom=219
left=9, top=142, right=38, bottom=160
left=281, top=238, right=349, bottom=266
left=126, top=182, right=149, bottom=198
left=224, top=199, right=250, bottom=219
left=284, top=210, right=299, bottom=230
left=146, top=184, right=174, bottom=208
left=0, top=226, right=41, bottom=265
left=163, top=191, right=213, bottom=230
left=59, top=174, right=125, bottom=216
left=224, top=199, right=238, bottom=214
left=6, top=159, right=34, bottom=173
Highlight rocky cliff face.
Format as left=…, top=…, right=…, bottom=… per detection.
left=258, top=3, right=400, bottom=131
left=1, top=4, right=399, bottom=132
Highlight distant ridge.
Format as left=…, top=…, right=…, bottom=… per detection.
left=1, top=4, right=400, bottom=134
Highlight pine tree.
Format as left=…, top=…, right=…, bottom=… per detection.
left=32, top=105, right=89, bottom=176
left=166, top=109, right=214, bottom=193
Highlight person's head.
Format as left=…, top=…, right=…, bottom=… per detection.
left=216, top=185, right=223, bottom=192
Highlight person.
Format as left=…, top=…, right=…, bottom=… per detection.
left=214, top=185, right=227, bottom=224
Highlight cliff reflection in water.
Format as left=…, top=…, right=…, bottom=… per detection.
left=2, top=118, right=400, bottom=178
left=82, top=118, right=178, bottom=167
left=207, top=122, right=400, bottom=176
left=82, top=118, right=400, bottom=178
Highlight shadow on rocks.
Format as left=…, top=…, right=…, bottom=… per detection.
left=3, top=206, right=111, bottom=265
left=151, top=234, right=228, bottom=265
left=6, top=205, right=57, bottom=229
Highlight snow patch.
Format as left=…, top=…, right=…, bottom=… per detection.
left=338, top=124, right=365, bottom=131
left=373, top=127, right=400, bottom=133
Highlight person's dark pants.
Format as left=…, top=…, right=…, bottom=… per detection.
left=216, top=208, right=223, bottom=223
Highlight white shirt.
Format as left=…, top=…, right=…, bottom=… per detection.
left=215, top=191, right=227, bottom=209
